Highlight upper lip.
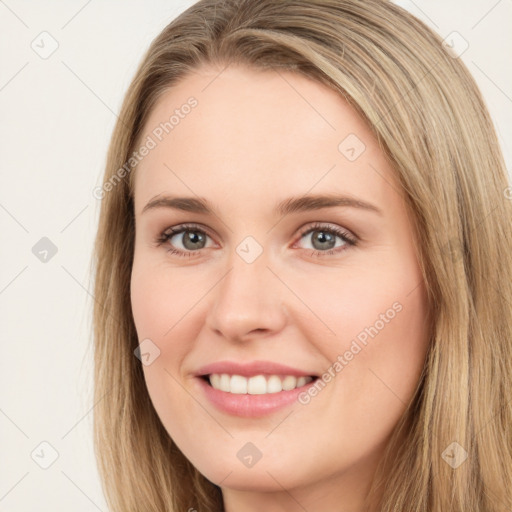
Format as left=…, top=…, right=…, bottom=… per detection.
left=195, top=360, right=319, bottom=378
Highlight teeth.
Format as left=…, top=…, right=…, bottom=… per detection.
left=208, top=373, right=314, bottom=394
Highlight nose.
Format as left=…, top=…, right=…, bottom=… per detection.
left=204, top=246, right=288, bottom=343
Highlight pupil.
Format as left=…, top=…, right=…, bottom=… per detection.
left=313, top=231, right=335, bottom=250
left=184, top=231, right=205, bottom=250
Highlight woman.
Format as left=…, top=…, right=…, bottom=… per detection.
left=91, top=0, right=512, bottom=510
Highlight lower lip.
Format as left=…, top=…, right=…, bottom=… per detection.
left=195, top=376, right=318, bottom=417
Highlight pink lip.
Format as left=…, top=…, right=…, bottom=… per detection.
left=194, top=359, right=318, bottom=378
left=195, top=374, right=318, bottom=417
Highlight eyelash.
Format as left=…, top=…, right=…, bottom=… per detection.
left=154, top=222, right=358, bottom=258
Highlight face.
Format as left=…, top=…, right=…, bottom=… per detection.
left=130, top=63, right=430, bottom=510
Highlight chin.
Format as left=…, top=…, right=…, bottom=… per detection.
left=195, top=455, right=309, bottom=492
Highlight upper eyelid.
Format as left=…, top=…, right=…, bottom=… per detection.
left=297, top=222, right=350, bottom=236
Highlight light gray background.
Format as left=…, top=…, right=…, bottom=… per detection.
left=1, top=1, right=510, bottom=510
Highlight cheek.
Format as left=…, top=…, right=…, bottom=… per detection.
left=130, top=267, right=168, bottom=338
left=130, top=260, right=210, bottom=392
left=130, top=263, right=199, bottom=428
left=130, top=258, right=199, bottom=341
left=293, top=255, right=429, bottom=415
left=333, top=280, right=428, bottom=425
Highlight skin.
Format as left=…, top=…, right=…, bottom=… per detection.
left=130, top=63, right=431, bottom=512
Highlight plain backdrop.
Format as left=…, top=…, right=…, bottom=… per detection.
left=0, top=1, right=510, bottom=510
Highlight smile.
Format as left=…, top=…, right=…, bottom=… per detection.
left=205, top=373, right=316, bottom=394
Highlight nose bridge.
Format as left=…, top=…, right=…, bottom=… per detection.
left=205, top=238, right=286, bottom=340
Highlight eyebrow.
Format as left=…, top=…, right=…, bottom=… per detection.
left=141, top=193, right=382, bottom=217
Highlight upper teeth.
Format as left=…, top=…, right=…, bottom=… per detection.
left=208, top=373, right=314, bottom=394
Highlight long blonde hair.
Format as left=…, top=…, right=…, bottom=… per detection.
left=91, top=1, right=512, bottom=510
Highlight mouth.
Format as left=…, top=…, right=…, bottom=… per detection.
left=195, top=372, right=320, bottom=417
left=198, top=373, right=320, bottom=394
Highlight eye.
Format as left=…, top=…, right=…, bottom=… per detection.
left=155, top=223, right=214, bottom=258
left=154, top=222, right=358, bottom=258
left=294, top=222, right=357, bottom=257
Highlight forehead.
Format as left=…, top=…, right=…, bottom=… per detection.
left=132, top=64, right=399, bottom=215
